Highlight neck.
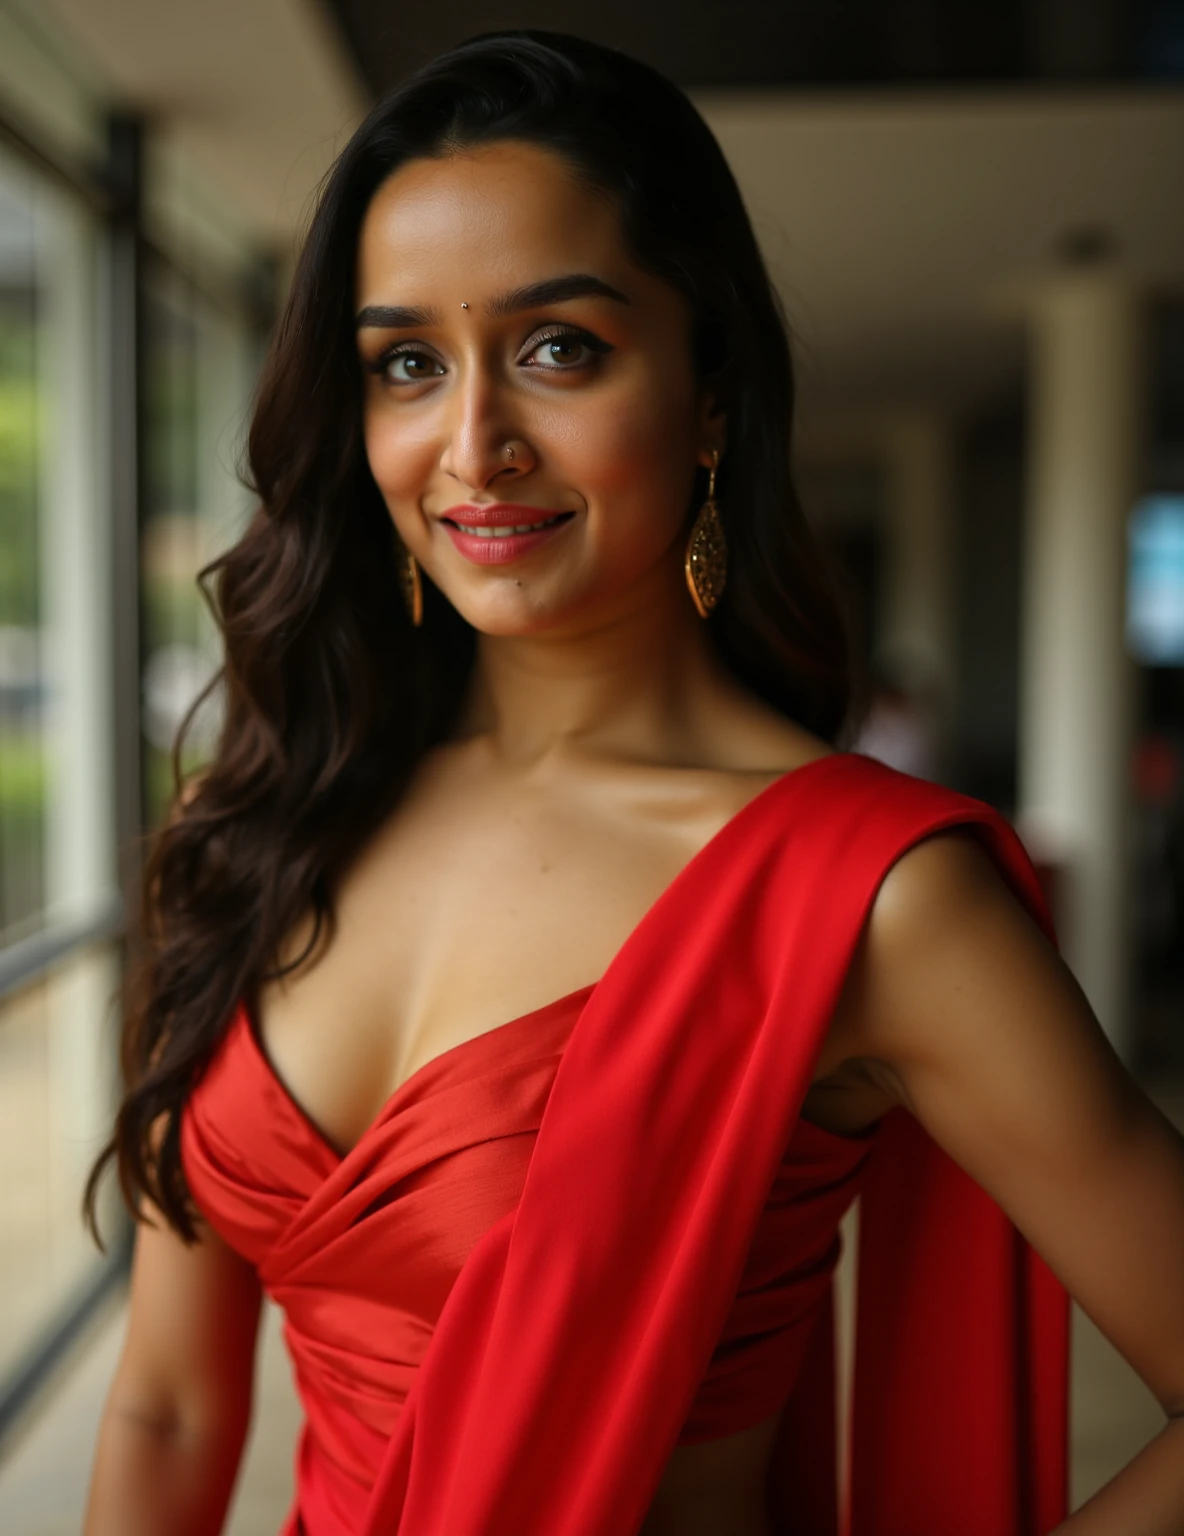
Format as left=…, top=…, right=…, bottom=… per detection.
left=448, top=561, right=736, bottom=772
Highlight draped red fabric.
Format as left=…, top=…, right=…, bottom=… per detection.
left=182, top=998, right=871, bottom=1529
left=180, top=751, right=1070, bottom=1534
left=849, top=1108, right=1069, bottom=1534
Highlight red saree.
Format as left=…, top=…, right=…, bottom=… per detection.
left=181, top=750, right=1069, bottom=1535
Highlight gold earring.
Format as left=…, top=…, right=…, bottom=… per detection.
left=397, top=540, right=423, bottom=627
left=684, top=450, right=727, bottom=618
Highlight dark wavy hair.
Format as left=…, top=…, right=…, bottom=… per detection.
left=83, top=28, right=855, bottom=1246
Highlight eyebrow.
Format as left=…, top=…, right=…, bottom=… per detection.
left=354, top=273, right=632, bottom=331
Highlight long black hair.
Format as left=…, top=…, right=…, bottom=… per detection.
left=84, top=29, right=855, bottom=1245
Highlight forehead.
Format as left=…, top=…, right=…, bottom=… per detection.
left=355, top=140, right=632, bottom=297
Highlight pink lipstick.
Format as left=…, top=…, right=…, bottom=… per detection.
left=439, top=503, right=576, bottom=565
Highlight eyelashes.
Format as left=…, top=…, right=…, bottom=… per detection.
left=363, top=345, right=441, bottom=384
left=363, top=322, right=613, bottom=386
left=526, top=324, right=614, bottom=369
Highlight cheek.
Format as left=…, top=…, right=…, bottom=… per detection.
left=362, top=405, right=433, bottom=511
left=574, top=375, right=700, bottom=541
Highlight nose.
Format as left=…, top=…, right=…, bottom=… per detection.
left=438, top=366, right=535, bottom=490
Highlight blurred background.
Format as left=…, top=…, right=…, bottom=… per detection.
left=0, top=0, right=1181, bottom=1529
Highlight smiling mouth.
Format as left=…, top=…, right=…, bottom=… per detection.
left=445, top=512, right=575, bottom=538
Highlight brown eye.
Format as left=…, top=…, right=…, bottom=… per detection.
left=529, top=336, right=588, bottom=366
left=522, top=325, right=612, bottom=371
left=368, top=346, right=445, bottom=384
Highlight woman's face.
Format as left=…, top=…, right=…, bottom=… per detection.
left=354, top=139, right=725, bottom=636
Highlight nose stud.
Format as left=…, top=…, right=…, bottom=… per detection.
left=461, top=302, right=468, bottom=309
left=506, top=446, right=515, bottom=460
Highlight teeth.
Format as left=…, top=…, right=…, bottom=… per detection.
left=454, top=514, right=566, bottom=537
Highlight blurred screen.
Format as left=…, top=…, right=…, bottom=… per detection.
left=1127, top=495, right=1184, bottom=665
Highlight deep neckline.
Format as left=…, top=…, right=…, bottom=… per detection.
left=239, top=979, right=599, bottom=1160
left=239, top=750, right=860, bottom=1162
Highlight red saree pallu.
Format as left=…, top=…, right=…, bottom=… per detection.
left=180, top=751, right=1069, bottom=1534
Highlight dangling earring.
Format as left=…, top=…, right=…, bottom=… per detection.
left=684, top=449, right=727, bottom=618
left=396, top=539, right=423, bottom=627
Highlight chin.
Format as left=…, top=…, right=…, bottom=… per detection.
left=456, top=594, right=558, bottom=636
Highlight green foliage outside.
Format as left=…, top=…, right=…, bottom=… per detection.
left=0, top=293, right=40, bottom=628
left=0, top=728, right=45, bottom=817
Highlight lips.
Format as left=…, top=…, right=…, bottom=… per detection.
left=441, top=502, right=571, bottom=529
left=440, top=509, right=576, bottom=565
left=447, top=512, right=572, bottom=538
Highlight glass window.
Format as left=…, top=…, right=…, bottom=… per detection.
left=0, top=139, right=121, bottom=1379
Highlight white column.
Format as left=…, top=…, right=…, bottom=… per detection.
left=1018, top=264, right=1143, bottom=1055
left=38, top=181, right=123, bottom=1253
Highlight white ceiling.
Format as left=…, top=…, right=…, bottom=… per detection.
left=39, top=0, right=369, bottom=251
left=28, top=1, right=1184, bottom=417
left=697, top=89, right=1184, bottom=415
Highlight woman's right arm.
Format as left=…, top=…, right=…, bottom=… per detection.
left=83, top=1198, right=262, bottom=1536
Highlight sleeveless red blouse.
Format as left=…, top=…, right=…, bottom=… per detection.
left=179, top=752, right=1070, bottom=1535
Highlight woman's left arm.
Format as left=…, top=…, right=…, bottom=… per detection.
left=846, top=827, right=1184, bottom=1535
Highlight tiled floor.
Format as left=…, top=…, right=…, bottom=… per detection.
left=0, top=1081, right=1180, bottom=1533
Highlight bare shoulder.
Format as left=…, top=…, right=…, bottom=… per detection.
left=822, top=817, right=1163, bottom=1166
left=824, top=830, right=1184, bottom=1425
left=861, top=823, right=1030, bottom=962
left=822, top=825, right=1055, bottom=1099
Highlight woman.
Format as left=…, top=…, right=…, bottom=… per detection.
left=82, top=29, right=1184, bottom=1536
